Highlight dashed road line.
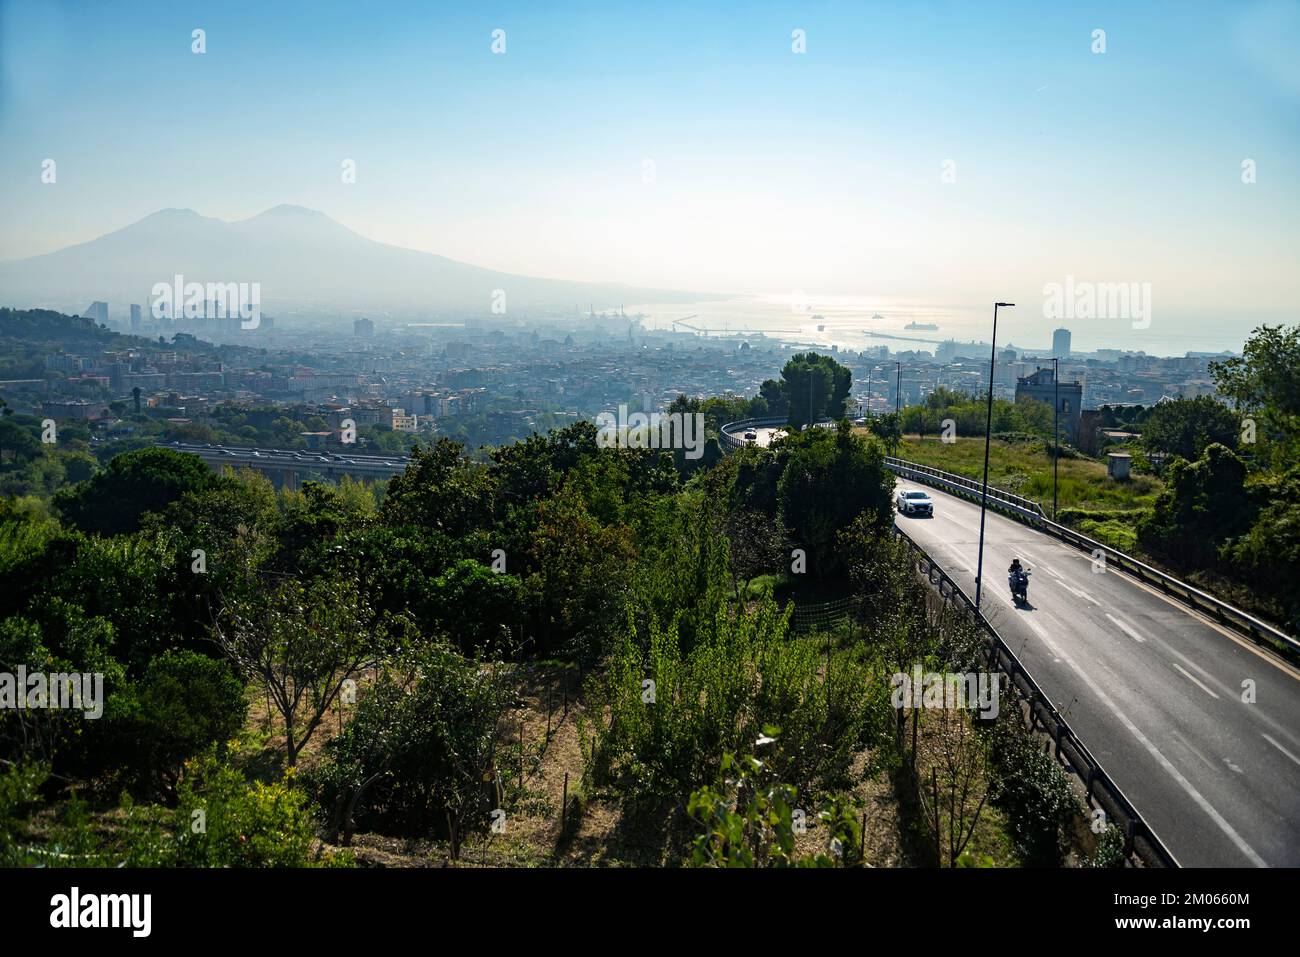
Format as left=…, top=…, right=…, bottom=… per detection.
left=1106, top=613, right=1147, bottom=644
left=1173, top=663, right=1221, bottom=700
left=1261, top=733, right=1300, bottom=769
left=1031, top=628, right=1267, bottom=867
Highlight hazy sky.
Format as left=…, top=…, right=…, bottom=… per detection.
left=1, top=0, right=1297, bottom=348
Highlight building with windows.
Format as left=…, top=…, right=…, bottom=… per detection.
left=1015, top=366, right=1083, bottom=441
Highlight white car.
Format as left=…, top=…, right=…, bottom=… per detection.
left=895, top=489, right=934, bottom=516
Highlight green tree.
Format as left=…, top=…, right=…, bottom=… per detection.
left=305, top=642, right=511, bottom=857
left=782, top=353, right=851, bottom=430
left=112, top=650, right=248, bottom=797
left=1141, top=396, right=1239, bottom=462
left=688, top=735, right=861, bottom=868
left=0, top=418, right=41, bottom=467
left=759, top=378, right=790, bottom=416
left=1211, top=324, right=1300, bottom=465
left=380, top=438, right=495, bottom=537
left=215, top=575, right=389, bottom=766
left=53, top=447, right=215, bottom=536
left=777, top=422, right=893, bottom=578
left=1137, top=443, right=1254, bottom=569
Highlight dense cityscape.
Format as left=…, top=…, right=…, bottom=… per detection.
left=1, top=0, right=1295, bottom=939
left=3, top=300, right=1233, bottom=464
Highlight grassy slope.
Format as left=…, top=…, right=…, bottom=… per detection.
left=884, top=434, right=1162, bottom=550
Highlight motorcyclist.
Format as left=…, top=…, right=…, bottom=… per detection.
left=1008, top=558, right=1027, bottom=599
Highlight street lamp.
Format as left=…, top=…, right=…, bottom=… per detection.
left=974, top=302, right=1014, bottom=614
left=1052, top=356, right=1059, bottom=521
left=894, top=360, right=903, bottom=453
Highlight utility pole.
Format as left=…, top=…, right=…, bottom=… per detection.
left=809, top=367, right=814, bottom=431
left=1052, top=356, right=1059, bottom=521
left=895, top=361, right=902, bottom=419
left=974, top=302, right=1014, bottom=613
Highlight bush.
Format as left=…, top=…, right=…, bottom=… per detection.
left=583, top=593, right=874, bottom=801
left=110, top=650, right=247, bottom=798
left=688, top=733, right=861, bottom=867
left=984, top=715, right=1080, bottom=866
left=0, top=761, right=49, bottom=866
left=173, top=753, right=345, bottom=867
left=305, top=643, right=511, bottom=857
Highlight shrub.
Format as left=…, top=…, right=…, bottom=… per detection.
left=984, top=714, right=1080, bottom=866
left=583, top=594, right=873, bottom=801
left=305, top=642, right=511, bottom=857
left=688, top=734, right=861, bottom=868
left=110, top=650, right=247, bottom=798
left=173, top=752, right=344, bottom=867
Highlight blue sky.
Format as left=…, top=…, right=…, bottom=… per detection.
left=1, top=0, right=1297, bottom=348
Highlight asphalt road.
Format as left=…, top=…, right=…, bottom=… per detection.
left=892, top=476, right=1300, bottom=867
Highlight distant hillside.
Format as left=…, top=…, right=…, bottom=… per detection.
left=0, top=205, right=704, bottom=317
left=0, top=308, right=263, bottom=364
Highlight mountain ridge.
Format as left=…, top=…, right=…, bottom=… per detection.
left=0, top=206, right=703, bottom=317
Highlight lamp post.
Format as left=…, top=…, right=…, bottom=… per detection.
left=974, top=302, right=1014, bottom=613
left=1052, top=356, right=1059, bottom=521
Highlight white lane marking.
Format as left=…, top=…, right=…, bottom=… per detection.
left=1057, top=580, right=1100, bottom=605
left=1025, top=554, right=1074, bottom=585
left=1032, top=628, right=1267, bottom=867
left=1106, top=613, right=1147, bottom=644
left=1173, top=663, right=1221, bottom=700
left=1261, top=733, right=1300, bottom=769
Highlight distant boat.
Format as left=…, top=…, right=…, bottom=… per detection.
left=904, top=321, right=939, bottom=331
left=870, top=313, right=883, bottom=321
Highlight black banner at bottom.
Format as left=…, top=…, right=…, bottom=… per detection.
left=0, top=866, right=1274, bottom=942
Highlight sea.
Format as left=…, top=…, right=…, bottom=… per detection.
left=625, top=295, right=1248, bottom=359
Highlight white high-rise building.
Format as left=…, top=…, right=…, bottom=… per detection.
left=1052, top=327, right=1072, bottom=358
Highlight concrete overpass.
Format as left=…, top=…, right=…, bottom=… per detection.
left=158, top=441, right=410, bottom=490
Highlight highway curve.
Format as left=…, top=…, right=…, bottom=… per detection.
left=891, top=476, right=1300, bottom=867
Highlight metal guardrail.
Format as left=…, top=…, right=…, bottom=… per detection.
left=719, top=415, right=792, bottom=451
left=893, top=525, right=1180, bottom=868
left=885, top=456, right=1046, bottom=520
left=885, top=456, right=1300, bottom=656
left=719, top=415, right=841, bottom=452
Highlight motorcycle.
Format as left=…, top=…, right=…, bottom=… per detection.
left=1009, top=568, right=1030, bottom=605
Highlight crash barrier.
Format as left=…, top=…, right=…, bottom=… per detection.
left=893, top=526, right=1180, bottom=868
left=885, top=456, right=1300, bottom=656
left=719, top=416, right=794, bottom=452
left=884, top=456, right=1046, bottom=520
left=719, top=416, right=843, bottom=452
